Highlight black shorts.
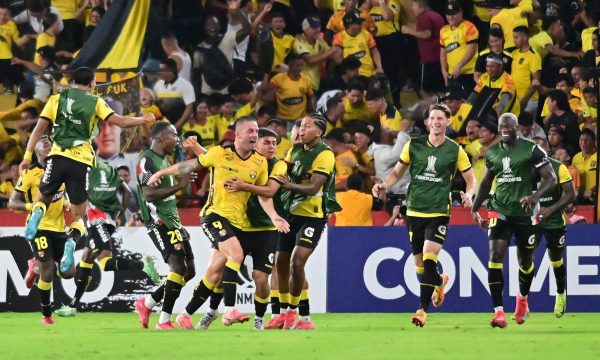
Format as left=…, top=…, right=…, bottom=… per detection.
left=488, top=213, right=537, bottom=249
left=86, top=222, right=116, bottom=252
left=419, top=61, right=445, bottom=93
left=39, top=155, right=90, bottom=205
left=201, top=213, right=241, bottom=247
left=536, top=227, right=566, bottom=250
left=407, top=216, right=449, bottom=255
left=147, top=223, right=194, bottom=262
left=31, top=230, right=68, bottom=263
left=278, top=215, right=327, bottom=253
left=238, top=230, right=277, bottom=274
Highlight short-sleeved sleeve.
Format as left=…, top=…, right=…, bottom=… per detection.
left=270, top=73, right=283, bottom=89
left=332, top=32, right=344, bottom=48
left=14, top=172, right=31, bottom=193
left=137, top=156, right=156, bottom=186
left=182, top=81, right=196, bottom=106
left=40, top=94, right=60, bottom=123
left=198, top=146, right=221, bottom=168
left=456, top=146, right=472, bottom=172
left=474, top=75, right=484, bottom=93
left=464, top=22, right=479, bottom=43
left=95, top=97, right=116, bottom=121
left=10, top=22, right=19, bottom=42
left=312, top=150, right=335, bottom=176
left=399, top=140, right=411, bottom=164
left=284, top=146, right=293, bottom=163
left=531, top=51, right=542, bottom=73
left=305, top=76, right=314, bottom=96
left=367, top=32, right=376, bottom=49
left=270, top=159, right=288, bottom=183
left=558, top=163, right=573, bottom=184
left=531, top=144, right=549, bottom=168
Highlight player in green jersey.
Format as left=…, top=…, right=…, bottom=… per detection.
left=373, top=104, right=477, bottom=327
left=134, top=122, right=197, bottom=330
left=471, top=113, right=557, bottom=328
left=55, top=143, right=159, bottom=317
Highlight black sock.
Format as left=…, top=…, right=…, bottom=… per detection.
left=271, top=293, right=281, bottom=315
left=255, top=295, right=268, bottom=318
left=419, top=258, right=441, bottom=311
left=71, top=264, right=92, bottom=307
left=488, top=267, right=504, bottom=308
left=299, top=299, right=310, bottom=316
left=162, top=275, right=184, bottom=316
left=222, top=262, right=240, bottom=307
left=38, top=280, right=52, bottom=317
left=151, top=284, right=165, bottom=304
left=185, top=280, right=214, bottom=314
left=209, top=289, right=224, bottom=311
left=102, top=257, right=143, bottom=271
left=519, top=264, right=535, bottom=297
left=553, top=263, right=566, bottom=294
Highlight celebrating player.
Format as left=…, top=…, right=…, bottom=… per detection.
left=373, top=103, right=476, bottom=327
left=55, top=144, right=160, bottom=317
left=471, top=113, right=557, bottom=328
left=134, top=122, right=197, bottom=330
left=146, top=117, right=289, bottom=327
left=19, top=67, right=155, bottom=275
left=9, top=136, right=75, bottom=325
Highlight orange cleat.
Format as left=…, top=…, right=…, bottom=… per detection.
left=222, top=308, right=250, bottom=326
left=293, top=319, right=315, bottom=330
left=135, top=298, right=152, bottom=329
left=25, top=259, right=39, bottom=289
left=155, top=321, right=176, bottom=330
left=411, top=309, right=427, bottom=327
left=490, top=310, right=508, bottom=328
left=41, top=316, right=54, bottom=325
left=175, top=313, right=194, bottom=329
left=264, top=313, right=286, bottom=330
left=283, top=310, right=297, bottom=330
left=514, top=294, right=529, bottom=325
left=432, top=273, right=449, bottom=308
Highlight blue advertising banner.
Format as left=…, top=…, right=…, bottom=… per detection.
left=327, top=225, right=600, bottom=313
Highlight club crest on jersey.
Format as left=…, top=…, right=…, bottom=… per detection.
left=502, top=157, right=512, bottom=173
left=38, top=251, right=45, bottom=257
left=250, top=170, right=257, bottom=179
left=425, top=156, right=437, bottom=173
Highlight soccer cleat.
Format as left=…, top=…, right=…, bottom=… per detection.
left=25, top=259, right=39, bottom=289
left=293, top=319, right=315, bottom=330
left=222, top=308, right=250, bottom=326
left=554, top=292, right=566, bottom=318
left=155, top=321, right=176, bottom=330
left=175, top=313, right=194, bottom=329
left=411, top=309, right=427, bottom=327
left=54, top=304, right=76, bottom=317
left=196, top=311, right=217, bottom=330
left=59, top=239, right=76, bottom=273
left=264, top=313, right=286, bottom=329
left=490, top=310, right=507, bottom=328
left=253, top=316, right=264, bottom=330
left=283, top=310, right=297, bottom=330
left=432, top=273, right=449, bottom=308
left=143, top=256, right=160, bottom=283
left=25, top=207, right=44, bottom=241
left=514, top=294, right=529, bottom=325
left=41, top=316, right=55, bottom=325
left=135, top=298, right=152, bottom=329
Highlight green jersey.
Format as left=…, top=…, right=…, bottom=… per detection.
left=486, top=137, right=549, bottom=217
left=88, top=158, right=123, bottom=217
left=400, top=136, right=472, bottom=217
left=539, top=158, right=572, bottom=229
left=244, top=158, right=288, bottom=231
left=137, top=150, right=181, bottom=230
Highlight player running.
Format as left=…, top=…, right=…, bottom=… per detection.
left=134, top=122, right=197, bottom=330
left=54, top=144, right=159, bottom=317
left=373, top=104, right=476, bottom=327
left=9, top=136, right=75, bottom=325
left=147, top=117, right=289, bottom=327
left=471, top=113, right=557, bottom=328
left=265, top=113, right=340, bottom=330
left=19, top=67, right=155, bottom=275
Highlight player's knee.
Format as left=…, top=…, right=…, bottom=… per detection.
left=168, top=256, right=187, bottom=275
left=184, top=264, right=196, bottom=282
left=290, top=257, right=305, bottom=275
left=228, top=252, right=244, bottom=265
left=253, top=271, right=268, bottom=287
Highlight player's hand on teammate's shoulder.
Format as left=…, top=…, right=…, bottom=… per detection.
left=19, top=159, right=30, bottom=175
left=224, top=177, right=246, bottom=192
left=275, top=174, right=291, bottom=188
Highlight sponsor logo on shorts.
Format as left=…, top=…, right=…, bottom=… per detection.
left=559, top=235, right=566, bottom=246
left=438, top=225, right=447, bottom=235
left=304, top=227, right=315, bottom=238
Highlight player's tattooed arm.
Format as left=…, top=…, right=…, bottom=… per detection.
left=276, top=172, right=328, bottom=196
left=224, top=177, right=280, bottom=197
left=521, top=162, right=557, bottom=211
left=143, top=172, right=197, bottom=202
left=538, top=180, right=576, bottom=220
left=147, top=159, right=201, bottom=186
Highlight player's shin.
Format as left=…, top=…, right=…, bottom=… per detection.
left=38, top=279, right=52, bottom=317
left=160, top=272, right=185, bottom=324
left=222, top=260, right=241, bottom=309
left=488, top=262, right=504, bottom=310
left=185, top=276, right=216, bottom=315
left=518, top=263, right=535, bottom=297
left=551, top=258, right=566, bottom=294
left=270, top=289, right=280, bottom=316
left=419, top=253, right=442, bottom=311
left=254, top=295, right=269, bottom=318
left=71, top=261, right=94, bottom=307
left=98, top=256, right=143, bottom=272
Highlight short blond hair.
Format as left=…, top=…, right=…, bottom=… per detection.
left=140, top=87, right=155, bottom=103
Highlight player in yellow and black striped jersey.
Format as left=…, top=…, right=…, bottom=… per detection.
left=8, top=136, right=75, bottom=325
left=146, top=117, right=290, bottom=327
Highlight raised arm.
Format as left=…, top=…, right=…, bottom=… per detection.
left=19, top=118, right=50, bottom=174
left=107, top=112, right=156, bottom=128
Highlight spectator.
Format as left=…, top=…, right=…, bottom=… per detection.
left=511, top=26, right=541, bottom=115
left=33, top=12, right=59, bottom=66
left=53, top=0, right=86, bottom=51
left=465, top=121, right=497, bottom=191
left=255, top=104, right=276, bottom=127
left=161, top=33, right=192, bottom=82
left=581, top=87, right=597, bottom=132
left=116, top=164, right=139, bottom=218
left=474, top=27, right=512, bottom=82
left=564, top=202, right=587, bottom=224
left=294, top=16, right=338, bottom=92
left=366, top=87, right=405, bottom=140
left=228, top=77, right=254, bottom=120
left=545, top=89, right=580, bottom=156
left=82, top=5, right=104, bottom=43
left=335, top=174, right=383, bottom=226
left=153, top=58, right=196, bottom=130
left=342, top=79, right=377, bottom=126
left=228, top=0, right=252, bottom=79
left=332, top=8, right=383, bottom=78
left=441, top=81, right=473, bottom=143
left=0, top=5, right=35, bottom=93
left=384, top=203, right=407, bottom=227
left=488, top=0, right=532, bottom=51
left=547, top=126, right=566, bottom=156
left=582, top=28, right=599, bottom=68
left=266, top=118, right=292, bottom=159
left=468, top=52, right=519, bottom=116
left=0, top=124, right=22, bottom=171
left=270, top=12, right=295, bottom=71
left=529, top=16, right=582, bottom=63
left=541, top=74, right=582, bottom=124
left=517, top=111, right=546, bottom=140
left=182, top=99, right=218, bottom=149
left=553, top=148, right=581, bottom=197
left=0, top=161, right=19, bottom=207
left=211, top=95, right=237, bottom=142
left=572, top=129, right=597, bottom=204
left=322, top=55, right=361, bottom=92
left=325, top=128, right=359, bottom=190
left=369, top=128, right=411, bottom=197
left=581, top=8, right=599, bottom=53
left=352, top=126, right=376, bottom=191
left=326, top=0, right=376, bottom=40
left=140, top=87, right=165, bottom=121
left=401, top=0, right=445, bottom=97
left=13, top=0, right=63, bottom=35
left=321, top=92, right=346, bottom=134
left=439, top=1, right=478, bottom=91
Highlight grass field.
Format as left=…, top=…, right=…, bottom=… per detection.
left=2, top=313, right=599, bottom=359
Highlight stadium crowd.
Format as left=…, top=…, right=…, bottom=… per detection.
left=0, top=0, right=597, bottom=227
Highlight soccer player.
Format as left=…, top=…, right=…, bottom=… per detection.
left=471, top=113, right=557, bottom=328
left=536, top=153, right=576, bottom=318
left=18, top=67, right=155, bottom=275
left=146, top=117, right=289, bottom=327
left=54, top=146, right=160, bottom=317
left=9, top=136, right=75, bottom=325
left=134, top=122, right=197, bottom=330
left=268, top=113, right=340, bottom=330
left=372, top=103, right=476, bottom=327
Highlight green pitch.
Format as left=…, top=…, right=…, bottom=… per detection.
left=2, top=313, right=600, bottom=359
